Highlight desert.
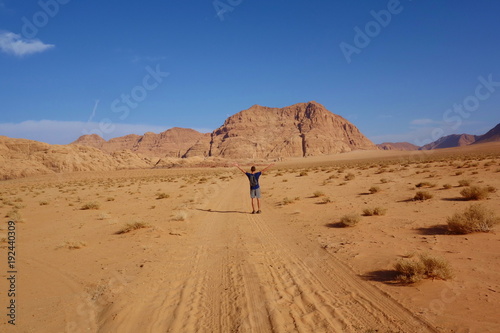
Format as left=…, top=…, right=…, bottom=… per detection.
left=1, top=139, right=499, bottom=332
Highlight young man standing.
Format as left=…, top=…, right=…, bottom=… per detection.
left=234, top=163, right=274, bottom=214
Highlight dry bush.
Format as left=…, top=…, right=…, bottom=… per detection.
left=5, top=209, right=23, bottom=222
left=299, top=171, right=308, bottom=177
left=447, top=204, right=499, bottom=234
left=394, top=253, right=452, bottom=284
left=320, top=197, right=332, bottom=204
left=339, top=213, right=361, bottom=227
left=380, top=178, right=389, bottom=183
left=282, top=197, right=295, bottom=205
left=458, top=179, right=472, bottom=187
left=313, top=191, right=325, bottom=197
left=60, top=241, right=87, bottom=250
left=39, top=200, right=49, bottom=206
left=442, top=183, right=452, bottom=189
left=413, top=191, right=433, bottom=201
left=116, top=221, right=151, bottom=234
left=415, top=182, right=436, bottom=188
left=460, top=186, right=490, bottom=200
left=81, top=202, right=100, bottom=210
left=344, top=173, right=355, bottom=181
left=363, top=207, right=387, bottom=216
left=156, top=192, right=170, bottom=199
left=369, top=186, right=381, bottom=194
left=106, top=197, right=115, bottom=202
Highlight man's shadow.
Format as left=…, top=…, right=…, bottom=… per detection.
left=196, top=208, right=250, bottom=214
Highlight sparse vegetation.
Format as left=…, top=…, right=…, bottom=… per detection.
left=369, top=186, right=381, bottom=194
left=339, top=213, right=361, bottom=227
left=447, top=204, right=499, bottom=234
left=299, top=171, right=308, bottom=177
left=156, top=192, right=170, bottom=199
left=415, top=182, right=436, bottom=188
left=313, top=191, right=325, bottom=197
left=394, top=253, right=452, bottom=284
left=320, top=197, right=332, bottom=204
left=80, top=202, right=100, bottom=210
left=60, top=241, right=87, bottom=250
left=39, top=200, right=49, bottom=206
left=460, top=186, right=490, bottom=200
left=116, top=221, right=151, bottom=234
left=363, top=207, right=387, bottom=216
left=344, top=173, right=355, bottom=181
left=413, top=191, right=433, bottom=201
left=458, top=179, right=472, bottom=187
left=442, top=183, right=452, bottom=189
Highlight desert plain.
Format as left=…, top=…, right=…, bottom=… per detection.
left=0, top=143, right=499, bottom=333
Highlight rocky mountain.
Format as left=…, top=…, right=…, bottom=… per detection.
left=377, top=142, right=419, bottom=151
left=0, top=136, right=154, bottom=180
left=474, top=123, right=500, bottom=144
left=72, top=127, right=205, bottom=157
left=419, top=134, right=478, bottom=150
left=208, top=101, right=377, bottom=158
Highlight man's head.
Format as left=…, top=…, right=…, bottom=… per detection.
left=251, top=166, right=256, bottom=172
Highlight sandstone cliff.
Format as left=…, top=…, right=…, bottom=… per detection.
left=208, top=101, right=377, bottom=158
left=377, top=142, right=420, bottom=151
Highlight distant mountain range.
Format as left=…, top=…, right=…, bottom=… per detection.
left=377, top=123, right=500, bottom=151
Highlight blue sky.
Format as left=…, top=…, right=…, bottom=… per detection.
left=1, top=0, right=499, bottom=146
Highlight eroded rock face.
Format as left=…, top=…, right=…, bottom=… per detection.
left=72, top=128, right=205, bottom=157
left=208, top=101, right=377, bottom=158
left=419, top=134, right=478, bottom=150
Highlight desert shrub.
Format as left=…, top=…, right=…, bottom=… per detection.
left=413, top=191, right=433, bottom=201
left=116, top=221, right=151, bottom=234
left=81, top=202, right=100, bottom=210
left=380, top=178, right=389, bottom=183
left=313, top=191, right=325, bottom=197
left=339, top=213, right=361, bottom=227
left=344, top=173, right=355, bottom=181
left=39, top=200, right=49, bottom=206
left=363, top=207, right=387, bottom=216
left=5, top=209, right=23, bottom=222
left=415, top=182, right=436, bottom=188
left=455, top=171, right=463, bottom=176
left=156, top=192, right=170, bottom=199
left=442, top=184, right=452, bottom=189
left=106, top=197, right=115, bottom=202
left=321, top=197, right=332, bottom=204
left=282, top=197, right=295, bottom=205
left=447, top=204, right=499, bottom=234
left=394, top=253, right=452, bottom=284
left=486, top=185, right=497, bottom=193
left=299, top=171, right=308, bottom=177
left=369, top=186, right=381, bottom=194
left=458, top=179, right=472, bottom=187
left=460, top=186, right=490, bottom=200
left=338, top=182, right=347, bottom=186
left=60, top=241, right=87, bottom=250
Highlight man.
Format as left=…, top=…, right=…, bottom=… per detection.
left=234, top=163, right=274, bottom=214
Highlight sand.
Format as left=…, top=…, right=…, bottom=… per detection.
left=0, top=143, right=499, bottom=332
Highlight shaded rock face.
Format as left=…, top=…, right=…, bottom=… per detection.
left=474, top=123, right=500, bottom=144
left=72, top=128, right=205, bottom=157
left=209, top=102, right=377, bottom=158
left=419, top=134, right=478, bottom=150
left=377, top=142, right=420, bottom=151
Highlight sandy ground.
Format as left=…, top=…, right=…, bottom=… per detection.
left=0, top=144, right=499, bottom=332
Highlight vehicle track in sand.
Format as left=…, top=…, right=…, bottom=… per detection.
left=97, top=178, right=437, bottom=333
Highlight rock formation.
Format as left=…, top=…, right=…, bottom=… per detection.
left=208, top=101, right=377, bottom=158
left=419, top=134, right=478, bottom=150
left=377, top=142, right=420, bottom=151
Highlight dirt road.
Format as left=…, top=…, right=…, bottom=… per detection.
left=96, top=177, right=437, bottom=333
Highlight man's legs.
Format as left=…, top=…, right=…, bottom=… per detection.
left=251, top=197, right=256, bottom=213
left=256, top=198, right=261, bottom=212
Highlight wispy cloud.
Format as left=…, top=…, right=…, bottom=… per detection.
left=0, top=120, right=211, bottom=145
left=0, top=31, right=54, bottom=57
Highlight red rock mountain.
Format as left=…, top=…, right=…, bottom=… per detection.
left=73, top=102, right=377, bottom=159
left=377, top=142, right=419, bottom=151
left=72, top=127, right=205, bottom=157
left=208, top=101, right=377, bottom=158
left=419, top=134, right=478, bottom=150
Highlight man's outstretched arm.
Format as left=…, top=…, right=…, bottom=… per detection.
left=233, top=163, right=246, bottom=174
left=261, top=163, right=275, bottom=173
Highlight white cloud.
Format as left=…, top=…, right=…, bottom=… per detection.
left=0, top=31, right=54, bottom=57
left=0, top=120, right=212, bottom=145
